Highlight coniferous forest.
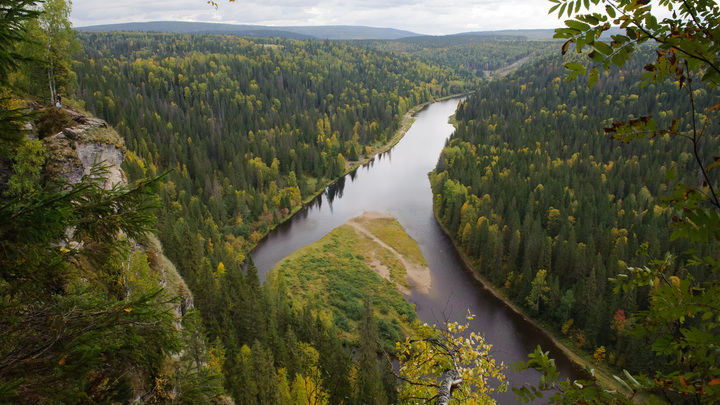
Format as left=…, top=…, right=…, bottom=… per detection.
left=3, top=0, right=720, bottom=403
left=70, top=31, right=477, bottom=404
left=431, top=48, right=720, bottom=374
left=74, top=32, right=474, bottom=266
left=364, top=37, right=558, bottom=78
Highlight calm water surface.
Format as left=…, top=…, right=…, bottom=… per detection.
left=251, top=98, right=588, bottom=402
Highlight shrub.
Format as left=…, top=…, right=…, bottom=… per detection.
left=36, top=107, right=74, bottom=139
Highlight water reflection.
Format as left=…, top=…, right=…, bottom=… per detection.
left=325, top=175, right=345, bottom=205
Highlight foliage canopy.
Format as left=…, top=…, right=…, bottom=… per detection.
left=511, top=0, right=720, bottom=403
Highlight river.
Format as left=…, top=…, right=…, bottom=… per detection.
left=250, top=98, right=588, bottom=402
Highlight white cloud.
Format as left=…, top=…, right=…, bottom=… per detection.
left=70, top=0, right=563, bottom=35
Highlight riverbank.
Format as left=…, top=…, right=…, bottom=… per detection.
left=248, top=98, right=597, bottom=403
left=336, top=93, right=468, bottom=191
left=269, top=212, right=428, bottom=351
left=251, top=94, right=467, bottom=252
left=307, top=94, right=466, bottom=206
left=431, top=84, right=628, bottom=395
left=431, top=210, right=628, bottom=395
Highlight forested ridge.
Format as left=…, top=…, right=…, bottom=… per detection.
left=364, top=38, right=557, bottom=78
left=74, top=32, right=474, bottom=264
left=431, top=48, right=720, bottom=378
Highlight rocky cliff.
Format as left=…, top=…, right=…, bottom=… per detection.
left=42, top=108, right=194, bottom=314
left=43, top=110, right=126, bottom=187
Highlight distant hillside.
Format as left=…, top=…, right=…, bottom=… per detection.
left=76, top=21, right=421, bottom=40
left=388, top=30, right=559, bottom=48
left=361, top=27, right=620, bottom=50
left=347, top=30, right=560, bottom=51
left=460, top=29, right=559, bottom=40
left=459, top=27, right=623, bottom=40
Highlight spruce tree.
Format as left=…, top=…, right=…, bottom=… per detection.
left=353, top=297, right=387, bottom=405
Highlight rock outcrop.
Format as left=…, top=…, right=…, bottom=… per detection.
left=41, top=108, right=194, bottom=311
left=43, top=109, right=127, bottom=188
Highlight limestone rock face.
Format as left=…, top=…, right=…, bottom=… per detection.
left=41, top=111, right=193, bottom=309
left=75, top=141, right=126, bottom=187
left=43, top=110, right=127, bottom=188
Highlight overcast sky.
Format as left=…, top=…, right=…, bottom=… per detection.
left=69, top=0, right=564, bottom=36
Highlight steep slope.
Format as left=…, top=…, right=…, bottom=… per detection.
left=430, top=49, right=720, bottom=381
left=0, top=106, right=226, bottom=403
left=43, top=108, right=194, bottom=311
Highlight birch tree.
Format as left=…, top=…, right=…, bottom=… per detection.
left=397, top=312, right=506, bottom=405
left=36, top=0, right=75, bottom=104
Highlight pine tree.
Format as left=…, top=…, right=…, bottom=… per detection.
left=0, top=0, right=39, bottom=152
left=0, top=165, right=182, bottom=403
left=353, top=297, right=387, bottom=405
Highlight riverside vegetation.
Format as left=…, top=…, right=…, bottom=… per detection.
left=431, top=47, right=716, bottom=373
left=3, top=0, right=720, bottom=403
left=270, top=213, right=428, bottom=352
left=269, top=212, right=506, bottom=404
left=2, top=4, right=479, bottom=400
left=69, top=30, right=488, bottom=403
left=432, top=0, right=720, bottom=403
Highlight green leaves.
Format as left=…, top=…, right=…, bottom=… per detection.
left=588, top=67, right=599, bottom=87
left=606, top=5, right=617, bottom=18
left=564, top=61, right=586, bottom=83
left=0, top=0, right=41, bottom=87
left=512, top=346, right=625, bottom=404
left=565, top=19, right=591, bottom=32
left=551, top=0, right=601, bottom=17
left=603, top=115, right=657, bottom=142
left=564, top=62, right=585, bottom=72
left=555, top=0, right=720, bottom=91
left=706, top=157, right=720, bottom=172
left=593, top=41, right=612, bottom=56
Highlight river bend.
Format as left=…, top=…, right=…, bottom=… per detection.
left=251, top=98, right=587, bottom=402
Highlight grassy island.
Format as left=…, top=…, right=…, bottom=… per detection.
left=269, top=212, right=431, bottom=351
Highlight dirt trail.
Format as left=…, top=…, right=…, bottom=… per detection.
left=347, top=213, right=432, bottom=294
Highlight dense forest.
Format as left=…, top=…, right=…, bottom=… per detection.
left=70, top=31, right=479, bottom=403
left=431, top=48, right=720, bottom=379
left=363, top=37, right=557, bottom=78
left=4, top=0, right=720, bottom=402
left=74, top=32, right=475, bottom=265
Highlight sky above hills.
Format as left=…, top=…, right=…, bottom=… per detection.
left=70, top=0, right=563, bottom=36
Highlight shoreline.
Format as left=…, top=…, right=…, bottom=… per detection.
left=315, top=92, right=467, bottom=201
left=428, top=87, right=629, bottom=394
left=251, top=94, right=467, bottom=252
left=431, top=209, right=628, bottom=394
left=347, top=212, right=432, bottom=295
left=245, top=88, right=627, bottom=394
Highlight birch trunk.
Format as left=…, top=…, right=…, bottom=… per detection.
left=437, top=369, right=462, bottom=405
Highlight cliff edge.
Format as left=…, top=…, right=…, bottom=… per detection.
left=40, top=106, right=194, bottom=315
